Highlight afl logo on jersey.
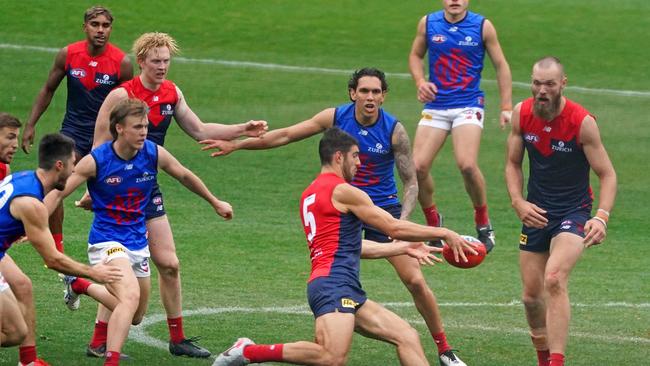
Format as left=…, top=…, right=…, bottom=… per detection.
left=524, top=133, right=540, bottom=143
left=105, top=176, right=122, bottom=185
left=70, top=68, right=86, bottom=78
left=160, top=104, right=174, bottom=116
left=431, top=34, right=446, bottom=43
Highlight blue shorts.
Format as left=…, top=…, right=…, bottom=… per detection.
left=145, top=183, right=166, bottom=220
left=519, top=209, right=589, bottom=252
left=60, top=128, right=93, bottom=157
left=362, top=204, right=401, bottom=243
left=307, top=276, right=367, bottom=318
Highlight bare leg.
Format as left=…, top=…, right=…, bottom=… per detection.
left=412, top=125, right=448, bottom=210
left=0, top=256, right=36, bottom=350
left=148, top=216, right=182, bottom=318
left=450, top=124, right=486, bottom=207
left=0, top=289, right=27, bottom=347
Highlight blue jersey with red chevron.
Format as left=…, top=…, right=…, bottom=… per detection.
left=88, top=140, right=158, bottom=250
left=334, top=103, right=399, bottom=207
left=300, top=173, right=363, bottom=287
left=0, top=171, right=45, bottom=260
left=119, top=77, right=179, bottom=146
left=425, top=10, right=486, bottom=109
left=519, top=97, right=594, bottom=217
left=62, top=41, right=125, bottom=140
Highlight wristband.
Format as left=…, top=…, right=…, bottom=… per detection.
left=597, top=208, right=610, bottom=217
left=591, top=216, right=608, bottom=229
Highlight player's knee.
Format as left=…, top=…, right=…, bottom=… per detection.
left=458, top=163, right=479, bottom=179
left=121, top=290, right=141, bottom=310
left=414, top=160, right=431, bottom=179
left=402, top=275, right=431, bottom=297
left=9, top=274, right=33, bottom=301
left=2, top=317, right=28, bottom=346
left=522, top=293, right=545, bottom=311
left=544, top=271, right=567, bottom=295
left=154, top=256, right=180, bottom=278
left=395, top=324, right=420, bottom=346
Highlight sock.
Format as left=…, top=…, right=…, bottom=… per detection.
left=167, top=317, right=186, bottom=344
left=243, top=344, right=284, bottom=363
left=90, top=320, right=109, bottom=348
left=104, top=351, right=121, bottom=366
left=549, top=353, right=565, bottom=366
left=536, top=349, right=550, bottom=366
left=431, top=331, right=451, bottom=354
left=19, top=345, right=37, bottom=365
left=423, top=205, right=441, bottom=227
left=53, top=233, right=64, bottom=253
left=71, top=278, right=92, bottom=295
left=474, top=205, right=489, bottom=227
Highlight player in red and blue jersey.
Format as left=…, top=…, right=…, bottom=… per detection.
left=505, top=57, right=617, bottom=366
left=48, top=99, right=232, bottom=365
left=0, top=134, right=121, bottom=365
left=409, top=0, right=512, bottom=258
left=202, top=67, right=468, bottom=364
left=86, top=32, right=265, bottom=358
left=214, top=127, right=476, bottom=366
left=0, top=113, right=21, bottom=180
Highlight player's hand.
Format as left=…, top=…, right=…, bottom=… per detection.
left=583, top=218, right=606, bottom=247
left=500, top=110, right=513, bottom=129
left=416, top=80, right=438, bottom=103
left=200, top=139, right=236, bottom=157
left=399, top=241, right=443, bottom=266
left=90, top=263, right=123, bottom=284
left=214, top=200, right=233, bottom=220
left=513, top=199, right=548, bottom=229
left=74, top=190, right=93, bottom=211
left=21, top=124, right=36, bottom=154
left=243, top=120, right=268, bottom=137
left=12, top=236, right=29, bottom=245
left=442, top=230, right=478, bottom=264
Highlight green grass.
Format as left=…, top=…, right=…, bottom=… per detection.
left=1, top=1, right=649, bottom=365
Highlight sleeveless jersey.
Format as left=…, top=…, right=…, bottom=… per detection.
left=425, top=10, right=486, bottom=109
left=63, top=41, right=125, bottom=136
left=120, top=77, right=179, bottom=146
left=0, top=171, right=45, bottom=260
left=88, top=140, right=158, bottom=250
left=519, top=98, right=594, bottom=217
left=334, top=103, right=399, bottom=207
left=0, top=163, right=7, bottom=180
left=300, top=173, right=363, bottom=286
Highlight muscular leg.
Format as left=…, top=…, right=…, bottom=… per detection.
left=520, top=250, right=550, bottom=363
left=545, top=233, right=584, bottom=355
left=355, top=299, right=428, bottom=366
left=132, top=276, right=151, bottom=325
left=450, top=124, right=486, bottom=208
left=104, top=258, right=140, bottom=354
left=0, top=289, right=27, bottom=347
left=0, top=256, right=36, bottom=349
left=147, top=216, right=182, bottom=318
left=412, top=125, right=448, bottom=210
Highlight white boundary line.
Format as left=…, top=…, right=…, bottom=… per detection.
left=2, top=42, right=650, bottom=98
left=128, top=301, right=650, bottom=354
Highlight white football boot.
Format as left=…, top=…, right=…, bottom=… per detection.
left=439, top=349, right=467, bottom=366
left=62, top=275, right=80, bottom=310
left=213, top=338, right=255, bottom=366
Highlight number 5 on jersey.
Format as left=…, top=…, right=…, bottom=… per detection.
left=302, top=193, right=316, bottom=242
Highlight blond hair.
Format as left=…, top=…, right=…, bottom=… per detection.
left=132, top=32, right=179, bottom=62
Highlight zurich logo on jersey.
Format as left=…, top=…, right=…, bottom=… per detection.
left=551, top=140, right=573, bottom=153
left=160, top=104, right=174, bottom=116
left=431, top=34, right=446, bottom=43
left=458, top=36, right=479, bottom=47
left=70, top=68, right=86, bottom=78
left=95, top=73, right=116, bottom=86
left=367, top=142, right=388, bottom=154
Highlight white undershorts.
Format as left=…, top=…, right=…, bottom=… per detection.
left=88, top=241, right=151, bottom=278
left=418, top=107, right=485, bottom=131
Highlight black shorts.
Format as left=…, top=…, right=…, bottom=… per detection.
left=519, top=209, right=590, bottom=252
left=145, top=183, right=166, bottom=220
left=60, top=128, right=93, bottom=157
left=362, top=203, right=402, bottom=243
left=307, top=276, right=367, bottom=318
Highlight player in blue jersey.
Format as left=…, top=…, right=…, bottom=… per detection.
left=214, top=127, right=475, bottom=366
left=505, top=57, right=617, bottom=366
left=0, top=134, right=122, bottom=364
left=409, top=0, right=512, bottom=254
left=46, top=98, right=233, bottom=365
left=201, top=68, right=468, bottom=365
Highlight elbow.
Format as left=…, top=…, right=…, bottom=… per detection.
left=44, top=256, right=62, bottom=272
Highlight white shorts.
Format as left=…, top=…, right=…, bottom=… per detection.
left=88, top=242, right=151, bottom=278
left=418, top=107, right=484, bottom=131
left=0, top=272, right=9, bottom=292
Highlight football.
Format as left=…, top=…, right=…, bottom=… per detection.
left=442, top=235, right=487, bottom=269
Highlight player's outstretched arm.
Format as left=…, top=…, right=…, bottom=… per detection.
left=408, top=15, right=437, bottom=103
left=93, top=88, right=129, bottom=148
left=22, top=48, right=67, bottom=153
left=10, top=197, right=122, bottom=283
left=483, top=19, right=513, bottom=128
left=392, top=122, right=418, bottom=220
left=580, top=116, right=617, bottom=247
left=43, top=155, right=96, bottom=215
left=505, top=103, right=548, bottom=229
left=157, top=145, right=232, bottom=219
left=361, top=239, right=442, bottom=265
left=200, top=108, right=335, bottom=157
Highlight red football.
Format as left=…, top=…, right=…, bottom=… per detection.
left=442, top=235, right=487, bottom=269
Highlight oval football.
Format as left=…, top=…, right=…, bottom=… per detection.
left=442, top=235, right=487, bottom=269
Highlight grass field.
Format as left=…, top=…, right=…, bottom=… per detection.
left=1, top=1, right=649, bottom=365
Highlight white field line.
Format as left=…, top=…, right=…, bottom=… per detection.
left=2, top=42, right=650, bottom=98
left=128, top=301, right=650, bottom=354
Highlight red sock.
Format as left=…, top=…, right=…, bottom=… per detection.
left=104, top=351, right=121, bottom=366
left=90, top=320, right=109, bottom=348
left=423, top=205, right=441, bottom=227
left=19, top=345, right=37, bottom=365
left=549, top=353, right=565, bottom=366
left=71, top=278, right=92, bottom=295
left=431, top=331, right=451, bottom=354
left=474, top=205, right=490, bottom=226
left=243, top=344, right=284, bottom=363
left=537, top=349, right=550, bottom=366
left=53, top=233, right=64, bottom=253
left=167, top=317, right=186, bottom=344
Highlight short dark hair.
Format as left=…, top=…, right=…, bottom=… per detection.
left=84, top=5, right=113, bottom=23
left=0, top=113, right=22, bottom=129
left=39, top=134, right=75, bottom=170
left=109, top=98, right=149, bottom=139
left=318, top=127, right=358, bottom=165
left=347, top=67, right=388, bottom=93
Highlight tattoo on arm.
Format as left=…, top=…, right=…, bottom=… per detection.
left=393, top=123, right=418, bottom=220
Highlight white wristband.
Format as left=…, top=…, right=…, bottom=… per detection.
left=591, top=216, right=608, bottom=229
left=597, top=208, right=610, bottom=217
